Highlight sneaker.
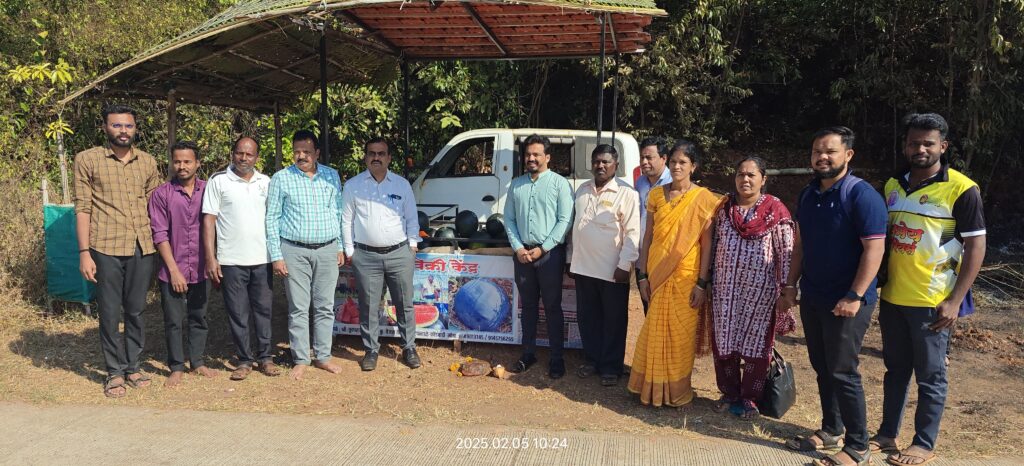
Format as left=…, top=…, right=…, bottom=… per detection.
left=360, top=352, right=378, bottom=371
left=402, top=348, right=422, bottom=369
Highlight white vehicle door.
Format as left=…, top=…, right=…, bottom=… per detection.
left=414, top=135, right=501, bottom=222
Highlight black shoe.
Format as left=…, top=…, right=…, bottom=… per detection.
left=402, top=348, right=421, bottom=369
left=576, top=363, right=597, bottom=378
left=600, top=374, right=619, bottom=386
left=549, top=359, right=566, bottom=379
left=510, top=354, right=537, bottom=373
left=360, top=352, right=378, bottom=371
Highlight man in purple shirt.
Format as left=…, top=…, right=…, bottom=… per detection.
left=149, top=140, right=214, bottom=387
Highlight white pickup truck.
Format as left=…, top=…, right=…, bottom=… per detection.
left=412, top=128, right=641, bottom=221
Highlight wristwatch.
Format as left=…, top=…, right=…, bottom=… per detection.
left=844, top=290, right=865, bottom=302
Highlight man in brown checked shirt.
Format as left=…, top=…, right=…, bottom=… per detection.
left=74, top=104, right=163, bottom=398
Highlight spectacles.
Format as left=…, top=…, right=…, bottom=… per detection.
left=109, top=123, right=135, bottom=130
left=366, top=151, right=389, bottom=158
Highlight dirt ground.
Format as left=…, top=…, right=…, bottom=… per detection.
left=1, top=284, right=1022, bottom=460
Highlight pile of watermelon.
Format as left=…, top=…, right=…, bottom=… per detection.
left=417, top=210, right=510, bottom=249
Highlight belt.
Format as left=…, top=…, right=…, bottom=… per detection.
left=354, top=242, right=405, bottom=254
left=283, top=238, right=334, bottom=249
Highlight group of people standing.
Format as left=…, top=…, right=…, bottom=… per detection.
left=503, top=116, right=984, bottom=466
left=75, top=103, right=983, bottom=466
left=75, top=105, right=425, bottom=399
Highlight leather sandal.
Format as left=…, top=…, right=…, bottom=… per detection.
left=786, top=429, right=844, bottom=451
left=103, top=376, right=126, bottom=398
left=125, top=373, right=151, bottom=389
left=814, top=446, right=870, bottom=466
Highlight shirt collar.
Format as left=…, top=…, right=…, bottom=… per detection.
left=170, top=177, right=204, bottom=192
left=287, top=163, right=324, bottom=179
left=811, top=170, right=856, bottom=194
left=362, top=169, right=393, bottom=183
left=529, top=170, right=552, bottom=183
left=103, top=143, right=138, bottom=162
left=225, top=165, right=263, bottom=183
left=590, top=178, right=620, bottom=194
left=897, top=163, right=949, bottom=192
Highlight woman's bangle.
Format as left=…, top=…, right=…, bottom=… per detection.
left=79, top=248, right=89, bottom=253
left=636, top=271, right=648, bottom=280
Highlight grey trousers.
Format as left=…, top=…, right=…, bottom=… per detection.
left=352, top=245, right=416, bottom=352
left=281, top=240, right=340, bottom=365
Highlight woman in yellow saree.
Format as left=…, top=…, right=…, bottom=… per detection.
left=630, top=140, right=722, bottom=407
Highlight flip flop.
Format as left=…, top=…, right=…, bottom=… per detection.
left=786, top=429, right=844, bottom=451
left=886, top=447, right=937, bottom=466
left=869, top=436, right=900, bottom=455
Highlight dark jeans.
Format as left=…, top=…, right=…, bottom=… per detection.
left=574, top=274, right=629, bottom=376
left=221, top=264, right=274, bottom=366
left=877, top=300, right=950, bottom=451
left=800, top=300, right=874, bottom=451
left=159, top=280, right=210, bottom=372
left=514, top=244, right=566, bottom=361
left=92, top=245, right=155, bottom=378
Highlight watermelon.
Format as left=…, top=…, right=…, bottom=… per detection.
left=386, top=303, right=440, bottom=328
left=454, top=210, right=479, bottom=237
left=466, top=230, right=491, bottom=250
left=433, top=226, right=457, bottom=247
left=485, top=213, right=506, bottom=238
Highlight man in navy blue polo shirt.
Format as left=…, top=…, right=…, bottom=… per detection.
left=781, top=126, right=887, bottom=466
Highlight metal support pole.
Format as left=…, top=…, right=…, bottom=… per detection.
left=596, top=14, right=606, bottom=145
left=402, top=59, right=411, bottom=178
left=273, top=101, right=283, bottom=171
left=319, top=33, right=330, bottom=164
left=56, top=129, right=69, bottom=204
left=167, top=88, right=177, bottom=158
left=611, top=52, right=619, bottom=145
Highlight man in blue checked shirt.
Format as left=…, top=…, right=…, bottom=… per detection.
left=266, top=129, right=345, bottom=380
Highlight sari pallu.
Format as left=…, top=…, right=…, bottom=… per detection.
left=627, top=186, right=722, bottom=407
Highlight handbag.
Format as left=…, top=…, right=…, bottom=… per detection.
left=757, top=348, right=797, bottom=419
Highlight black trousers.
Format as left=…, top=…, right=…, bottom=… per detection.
left=221, top=264, right=274, bottom=365
left=159, top=280, right=210, bottom=372
left=92, top=245, right=155, bottom=378
left=635, top=273, right=650, bottom=314
left=574, top=274, right=629, bottom=376
left=799, top=300, right=874, bottom=452
left=514, top=245, right=566, bottom=360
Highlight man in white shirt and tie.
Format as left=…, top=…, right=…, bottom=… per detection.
left=341, top=137, right=421, bottom=371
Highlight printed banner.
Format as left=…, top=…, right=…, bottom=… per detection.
left=334, top=252, right=581, bottom=348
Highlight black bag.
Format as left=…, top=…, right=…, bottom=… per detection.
left=757, top=348, right=796, bottom=419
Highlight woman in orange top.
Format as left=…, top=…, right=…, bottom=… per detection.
left=630, top=140, right=722, bottom=407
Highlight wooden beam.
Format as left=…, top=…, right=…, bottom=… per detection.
left=99, top=86, right=272, bottom=113
left=244, top=54, right=317, bottom=83
left=274, top=101, right=283, bottom=171
left=227, top=50, right=311, bottom=81
left=167, top=88, right=177, bottom=158
left=270, top=27, right=374, bottom=81
left=461, top=2, right=508, bottom=57
left=338, top=10, right=402, bottom=56
left=138, top=27, right=282, bottom=85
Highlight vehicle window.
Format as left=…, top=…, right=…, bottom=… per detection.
left=574, top=137, right=626, bottom=179
left=425, top=138, right=495, bottom=179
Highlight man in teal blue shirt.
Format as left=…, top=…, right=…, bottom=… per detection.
left=504, top=134, right=574, bottom=378
left=266, top=130, right=345, bottom=380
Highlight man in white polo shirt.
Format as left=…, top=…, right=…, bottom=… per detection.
left=342, top=137, right=421, bottom=372
left=202, top=136, right=280, bottom=381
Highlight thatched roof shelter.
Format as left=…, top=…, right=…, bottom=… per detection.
left=60, top=0, right=666, bottom=113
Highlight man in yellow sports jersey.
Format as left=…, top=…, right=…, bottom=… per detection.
left=871, top=113, right=986, bottom=466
